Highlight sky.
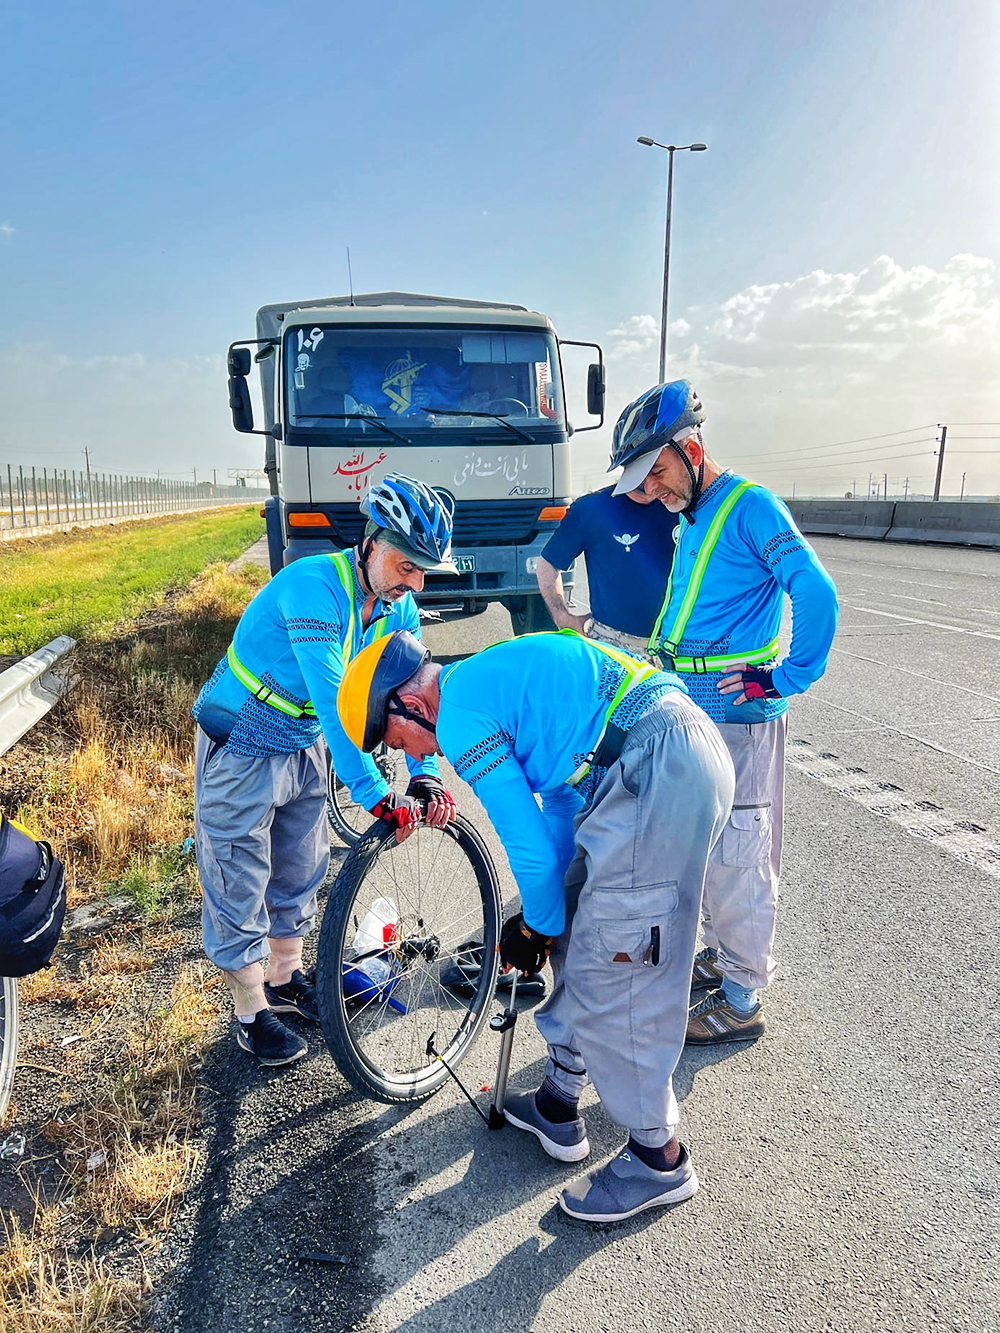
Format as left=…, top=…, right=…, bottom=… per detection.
left=2, top=0, right=999, bottom=498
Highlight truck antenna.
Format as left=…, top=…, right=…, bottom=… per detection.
left=347, top=247, right=356, bottom=306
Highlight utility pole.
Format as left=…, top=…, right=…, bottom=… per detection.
left=212, top=468, right=217, bottom=488
left=883, top=471, right=888, bottom=500
left=960, top=471, right=966, bottom=501
left=903, top=476, right=909, bottom=500
left=867, top=471, right=873, bottom=499
left=933, top=424, right=948, bottom=501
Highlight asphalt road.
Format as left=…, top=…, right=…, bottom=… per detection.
left=159, top=536, right=1000, bottom=1333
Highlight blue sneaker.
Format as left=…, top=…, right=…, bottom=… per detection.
left=235, top=1011, right=308, bottom=1067
left=559, top=1143, right=699, bottom=1222
left=502, top=1091, right=590, bottom=1163
left=264, top=969, right=320, bottom=1022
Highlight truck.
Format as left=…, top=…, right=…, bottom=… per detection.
left=226, top=291, right=605, bottom=633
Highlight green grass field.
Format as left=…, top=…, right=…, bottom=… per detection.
left=0, top=507, right=265, bottom=655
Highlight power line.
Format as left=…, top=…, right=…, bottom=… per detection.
left=731, top=423, right=935, bottom=463
left=744, top=439, right=937, bottom=471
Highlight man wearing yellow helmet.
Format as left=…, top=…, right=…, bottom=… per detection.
left=339, top=628, right=735, bottom=1224
left=192, top=474, right=458, bottom=1068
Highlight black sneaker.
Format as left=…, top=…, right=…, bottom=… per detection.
left=264, top=969, right=320, bottom=1022
left=440, top=940, right=547, bottom=999
left=236, top=1011, right=308, bottom=1067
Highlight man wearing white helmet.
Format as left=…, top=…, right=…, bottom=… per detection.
left=191, top=473, right=459, bottom=1067
left=610, top=381, right=838, bottom=1044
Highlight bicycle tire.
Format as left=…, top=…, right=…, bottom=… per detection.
left=326, top=746, right=400, bottom=847
left=0, top=976, right=19, bottom=1124
left=316, top=813, right=501, bottom=1103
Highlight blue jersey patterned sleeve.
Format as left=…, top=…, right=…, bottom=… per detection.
left=739, top=491, right=839, bottom=698
left=438, top=702, right=571, bottom=936
left=275, top=577, right=389, bottom=812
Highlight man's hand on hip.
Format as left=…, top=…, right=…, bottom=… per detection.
left=406, top=775, right=457, bottom=830
left=718, top=664, right=783, bottom=706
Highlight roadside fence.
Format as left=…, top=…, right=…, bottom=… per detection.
left=1, top=461, right=268, bottom=533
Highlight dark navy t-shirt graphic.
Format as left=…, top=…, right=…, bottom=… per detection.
left=541, top=486, right=679, bottom=639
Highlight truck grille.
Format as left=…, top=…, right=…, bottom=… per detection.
left=315, top=499, right=546, bottom=548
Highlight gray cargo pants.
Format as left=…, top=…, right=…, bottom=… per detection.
left=702, top=716, right=786, bottom=990
left=535, top=693, right=735, bottom=1135
left=193, top=728, right=331, bottom=973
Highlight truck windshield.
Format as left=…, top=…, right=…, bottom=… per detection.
left=284, top=324, right=564, bottom=436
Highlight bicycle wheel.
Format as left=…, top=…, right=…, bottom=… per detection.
left=0, top=976, right=19, bottom=1123
left=326, top=745, right=400, bottom=847
left=316, top=813, right=501, bottom=1103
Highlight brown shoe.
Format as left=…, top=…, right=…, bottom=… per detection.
left=690, top=946, right=723, bottom=994
left=686, top=989, right=765, bottom=1045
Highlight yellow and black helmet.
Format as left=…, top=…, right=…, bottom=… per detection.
left=338, top=630, right=431, bottom=753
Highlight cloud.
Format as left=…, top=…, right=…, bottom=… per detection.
left=0, top=222, right=14, bottom=241
left=601, top=254, right=1000, bottom=494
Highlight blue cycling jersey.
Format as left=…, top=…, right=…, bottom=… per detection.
left=437, top=633, right=685, bottom=936
left=193, top=550, right=437, bottom=810
left=541, top=486, right=679, bottom=638
left=653, top=472, right=839, bottom=724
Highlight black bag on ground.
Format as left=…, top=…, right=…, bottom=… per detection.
left=0, top=814, right=67, bottom=977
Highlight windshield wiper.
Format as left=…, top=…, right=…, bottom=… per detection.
left=297, top=414, right=412, bottom=444
left=419, top=407, right=533, bottom=443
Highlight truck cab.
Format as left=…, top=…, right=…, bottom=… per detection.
left=227, top=291, right=604, bottom=632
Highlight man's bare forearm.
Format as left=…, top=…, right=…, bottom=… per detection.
left=535, top=556, right=589, bottom=632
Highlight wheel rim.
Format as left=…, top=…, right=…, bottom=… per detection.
left=323, top=820, right=499, bottom=1094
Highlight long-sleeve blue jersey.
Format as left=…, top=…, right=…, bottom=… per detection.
left=193, top=549, right=437, bottom=809
left=652, top=472, right=839, bottom=724
left=437, top=633, right=685, bottom=936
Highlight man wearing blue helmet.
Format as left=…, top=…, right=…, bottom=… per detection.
left=191, top=473, right=459, bottom=1067
left=610, top=381, right=838, bottom=1044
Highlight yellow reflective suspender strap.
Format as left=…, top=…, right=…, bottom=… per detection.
left=646, top=481, right=779, bottom=672
left=328, top=551, right=356, bottom=669
left=559, top=629, right=660, bottom=787
left=225, top=643, right=317, bottom=719
left=225, top=550, right=375, bottom=721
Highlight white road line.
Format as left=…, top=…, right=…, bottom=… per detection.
left=804, top=695, right=1000, bottom=777
left=849, top=606, right=1000, bottom=642
left=828, top=645, right=1000, bottom=705
left=788, top=741, right=1000, bottom=881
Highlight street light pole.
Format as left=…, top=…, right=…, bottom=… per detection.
left=637, top=137, right=707, bottom=382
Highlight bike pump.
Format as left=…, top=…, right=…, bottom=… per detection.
left=487, top=970, right=519, bottom=1129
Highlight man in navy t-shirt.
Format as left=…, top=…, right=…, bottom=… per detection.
left=536, top=486, right=679, bottom=654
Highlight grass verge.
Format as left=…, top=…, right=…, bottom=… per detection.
left=0, top=506, right=264, bottom=657
left=0, top=551, right=268, bottom=1330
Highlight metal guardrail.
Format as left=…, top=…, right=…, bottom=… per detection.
left=1, top=461, right=267, bottom=533
left=0, top=637, right=77, bottom=757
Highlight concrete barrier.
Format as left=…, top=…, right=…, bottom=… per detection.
left=789, top=500, right=895, bottom=540
left=789, top=499, right=1000, bottom=550
left=884, top=501, right=1000, bottom=550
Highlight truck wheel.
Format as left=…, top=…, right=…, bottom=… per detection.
left=506, top=596, right=556, bottom=636
left=462, top=599, right=488, bottom=616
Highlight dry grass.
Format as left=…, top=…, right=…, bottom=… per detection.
left=2, top=1210, right=144, bottom=1333
left=2, top=560, right=266, bottom=906
left=0, top=557, right=265, bottom=1331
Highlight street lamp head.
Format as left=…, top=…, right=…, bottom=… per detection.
left=690, top=143, right=708, bottom=151
left=636, top=136, right=655, bottom=146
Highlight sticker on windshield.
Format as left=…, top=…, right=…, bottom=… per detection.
left=382, top=353, right=427, bottom=415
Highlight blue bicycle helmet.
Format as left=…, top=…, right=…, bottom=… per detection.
left=609, top=380, right=706, bottom=514
left=360, top=473, right=457, bottom=572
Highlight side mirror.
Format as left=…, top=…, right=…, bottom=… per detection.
left=229, top=374, right=255, bottom=432
left=228, top=347, right=251, bottom=377
left=587, top=362, right=606, bottom=417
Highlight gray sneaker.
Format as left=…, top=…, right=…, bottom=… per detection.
left=559, top=1144, right=699, bottom=1223
left=503, top=1091, right=590, bottom=1163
